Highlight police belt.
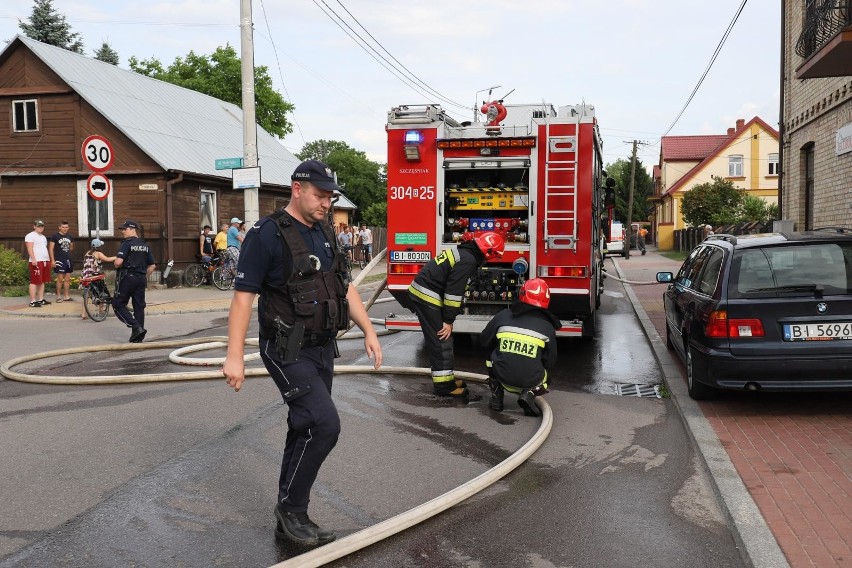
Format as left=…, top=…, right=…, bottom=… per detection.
left=302, top=333, right=333, bottom=347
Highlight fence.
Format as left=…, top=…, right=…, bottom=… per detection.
left=672, top=221, right=775, bottom=252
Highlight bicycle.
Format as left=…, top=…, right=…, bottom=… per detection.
left=212, top=252, right=237, bottom=290
left=184, top=253, right=222, bottom=287
left=81, top=273, right=112, bottom=322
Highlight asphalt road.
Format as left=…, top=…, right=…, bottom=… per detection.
left=0, top=279, right=744, bottom=567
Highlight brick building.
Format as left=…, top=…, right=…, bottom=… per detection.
left=780, top=0, right=852, bottom=229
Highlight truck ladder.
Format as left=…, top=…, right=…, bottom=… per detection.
left=542, top=112, right=580, bottom=250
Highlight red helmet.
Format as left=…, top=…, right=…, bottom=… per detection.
left=519, top=278, right=551, bottom=309
left=474, top=231, right=505, bottom=260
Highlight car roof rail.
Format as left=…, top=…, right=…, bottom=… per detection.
left=705, top=234, right=737, bottom=245
left=814, top=226, right=852, bottom=234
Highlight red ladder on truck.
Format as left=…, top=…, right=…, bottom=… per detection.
left=542, top=116, right=580, bottom=250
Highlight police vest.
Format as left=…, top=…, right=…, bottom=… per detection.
left=258, top=210, right=350, bottom=337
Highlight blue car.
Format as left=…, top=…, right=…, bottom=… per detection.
left=656, top=229, right=852, bottom=399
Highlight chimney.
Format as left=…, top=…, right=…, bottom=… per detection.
left=727, top=127, right=735, bottom=135
left=735, top=118, right=745, bottom=131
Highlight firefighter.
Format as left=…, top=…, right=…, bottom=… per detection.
left=408, top=231, right=505, bottom=397
left=479, top=278, right=560, bottom=416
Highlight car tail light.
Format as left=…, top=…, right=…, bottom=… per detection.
left=705, top=310, right=765, bottom=338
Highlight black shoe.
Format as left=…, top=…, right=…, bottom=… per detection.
left=38, top=299, right=51, bottom=305
left=274, top=504, right=328, bottom=546
left=518, top=391, right=541, bottom=417
left=129, top=327, right=147, bottom=343
left=488, top=378, right=504, bottom=411
left=29, top=301, right=42, bottom=308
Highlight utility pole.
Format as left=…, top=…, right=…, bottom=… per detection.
left=240, top=0, right=259, bottom=226
left=625, top=140, right=637, bottom=259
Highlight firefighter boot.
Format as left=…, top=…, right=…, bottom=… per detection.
left=449, top=379, right=469, bottom=398
left=488, top=377, right=504, bottom=411
left=517, top=390, right=541, bottom=417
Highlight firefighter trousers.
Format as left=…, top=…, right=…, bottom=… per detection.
left=410, top=298, right=456, bottom=395
left=260, top=338, right=341, bottom=513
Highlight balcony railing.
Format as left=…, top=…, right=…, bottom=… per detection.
left=796, top=0, right=852, bottom=59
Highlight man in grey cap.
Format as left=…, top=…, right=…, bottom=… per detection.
left=226, top=217, right=244, bottom=266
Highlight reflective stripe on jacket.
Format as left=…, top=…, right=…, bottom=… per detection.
left=407, top=244, right=480, bottom=324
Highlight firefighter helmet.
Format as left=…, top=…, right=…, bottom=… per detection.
left=519, top=278, right=551, bottom=309
left=474, top=231, right=505, bottom=259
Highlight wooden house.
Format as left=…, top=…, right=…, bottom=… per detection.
left=0, top=35, right=301, bottom=273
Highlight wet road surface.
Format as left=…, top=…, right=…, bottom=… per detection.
left=0, top=278, right=744, bottom=567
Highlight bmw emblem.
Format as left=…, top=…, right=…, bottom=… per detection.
left=816, top=302, right=827, bottom=313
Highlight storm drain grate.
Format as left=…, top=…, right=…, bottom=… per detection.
left=612, top=383, right=663, bottom=398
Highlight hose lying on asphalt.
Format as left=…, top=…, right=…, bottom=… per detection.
left=0, top=245, right=553, bottom=567
left=600, top=258, right=666, bottom=285
left=0, top=338, right=552, bottom=568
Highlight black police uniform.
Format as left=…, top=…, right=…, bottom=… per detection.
left=235, top=212, right=347, bottom=515
left=407, top=241, right=483, bottom=395
left=113, top=235, right=154, bottom=333
left=479, top=302, right=560, bottom=414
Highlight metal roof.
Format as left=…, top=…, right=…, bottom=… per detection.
left=7, top=35, right=300, bottom=185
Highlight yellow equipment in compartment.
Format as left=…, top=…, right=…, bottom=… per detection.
left=447, top=187, right=528, bottom=211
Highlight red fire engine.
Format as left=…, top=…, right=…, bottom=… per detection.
left=384, top=100, right=606, bottom=337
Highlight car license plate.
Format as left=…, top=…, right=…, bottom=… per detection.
left=390, top=251, right=431, bottom=263
left=783, top=322, right=852, bottom=341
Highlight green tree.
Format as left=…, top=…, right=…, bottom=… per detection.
left=18, top=0, right=83, bottom=53
left=129, top=45, right=294, bottom=138
left=604, top=157, right=653, bottom=223
left=93, top=41, right=119, bottom=65
left=299, top=140, right=387, bottom=225
left=681, top=176, right=744, bottom=227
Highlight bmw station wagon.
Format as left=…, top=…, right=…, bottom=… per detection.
left=656, top=230, right=852, bottom=399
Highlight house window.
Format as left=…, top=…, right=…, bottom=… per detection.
left=200, top=189, right=217, bottom=230
left=768, top=153, right=779, bottom=175
left=12, top=99, right=38, bottom=132
left=76, top=179, right=114, bottom=237
left=728, top=155, right=743, bottom=177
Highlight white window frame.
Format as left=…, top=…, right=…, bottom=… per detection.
left=768, top=153, right=779, bottom=175
left=76, top=179, right=115, bottom=237
left=728, top=155, right=743, bottom=177
left=12, top=99, right=39, bottom=132
left=199, top=188, right=217, bottom=230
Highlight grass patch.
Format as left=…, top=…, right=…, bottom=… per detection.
left=660, top=251, right=688, bottom=262
left=1, top=286, right=28, bottom=297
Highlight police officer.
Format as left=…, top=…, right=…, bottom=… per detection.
left=408, top=231, right=505, bottom=397
left=113, top=220, right=155, bottom=343
left=480, top=278, right=560, bottom=416
left=223, top=159, right=382, bottom=547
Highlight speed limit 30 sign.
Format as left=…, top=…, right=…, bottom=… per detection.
left=81, top=135, right=114, bottom=172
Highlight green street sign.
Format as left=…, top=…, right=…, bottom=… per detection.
left=215, top=157, right=243, bottom=170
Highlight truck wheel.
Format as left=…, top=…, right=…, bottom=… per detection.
left=581, top=311, right=597, bottom=339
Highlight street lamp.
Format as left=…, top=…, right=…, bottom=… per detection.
left=473, top=85, right=502, bottom=123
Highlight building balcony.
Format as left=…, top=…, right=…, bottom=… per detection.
left=795, top=0, right=852, bottom=79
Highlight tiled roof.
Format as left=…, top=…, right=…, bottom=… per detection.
left=3, top=35, right=300, bottom=186
left=661, top=135, right=729, bottom=161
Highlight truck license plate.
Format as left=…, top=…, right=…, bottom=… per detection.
left=390, top=251, right=431, bottom=263
left=783, top=322, right=852, bottom=341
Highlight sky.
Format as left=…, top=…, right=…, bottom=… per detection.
left=1, top=0, right=781, bottom=170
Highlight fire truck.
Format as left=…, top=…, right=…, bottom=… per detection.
left=384, top=99, right=606, bottom=338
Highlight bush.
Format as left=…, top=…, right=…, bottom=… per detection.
left=0, top=245, right=28, bottom=286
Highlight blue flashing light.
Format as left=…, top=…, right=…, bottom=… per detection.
left=404, top=130, right=423, bottom=145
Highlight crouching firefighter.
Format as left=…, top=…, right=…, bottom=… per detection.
left=223, top=160, right=382, bottom=547
left=408, top=231, right=505, bottom=397
left=479, top=278, right=560, bottom=416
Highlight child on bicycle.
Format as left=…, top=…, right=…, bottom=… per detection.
left=80, top=238, right=115, bottom=319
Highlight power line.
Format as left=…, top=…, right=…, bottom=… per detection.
left=659, top=0, right=749, bottom=139
left=331, top=0, right=468, bottom=111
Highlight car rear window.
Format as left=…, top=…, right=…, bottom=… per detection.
left=730, top=242, right=852, bottom=298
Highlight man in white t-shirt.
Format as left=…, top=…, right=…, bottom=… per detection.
left=24, top=219, right=52, bottom=307
left=357, top=223, right=373, bottom=263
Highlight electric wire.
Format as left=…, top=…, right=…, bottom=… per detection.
left=659, top=0, right=749, bottom=139
left=330, top=0, right=468, bottom=110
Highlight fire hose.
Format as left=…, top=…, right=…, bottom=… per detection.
left=0, top=245, right=553, bottom=567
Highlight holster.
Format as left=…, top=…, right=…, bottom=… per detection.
left=273, top=317, right=305, bottom=362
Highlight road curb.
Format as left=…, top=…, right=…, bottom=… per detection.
left=612, top=257, right=790, bottom=568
